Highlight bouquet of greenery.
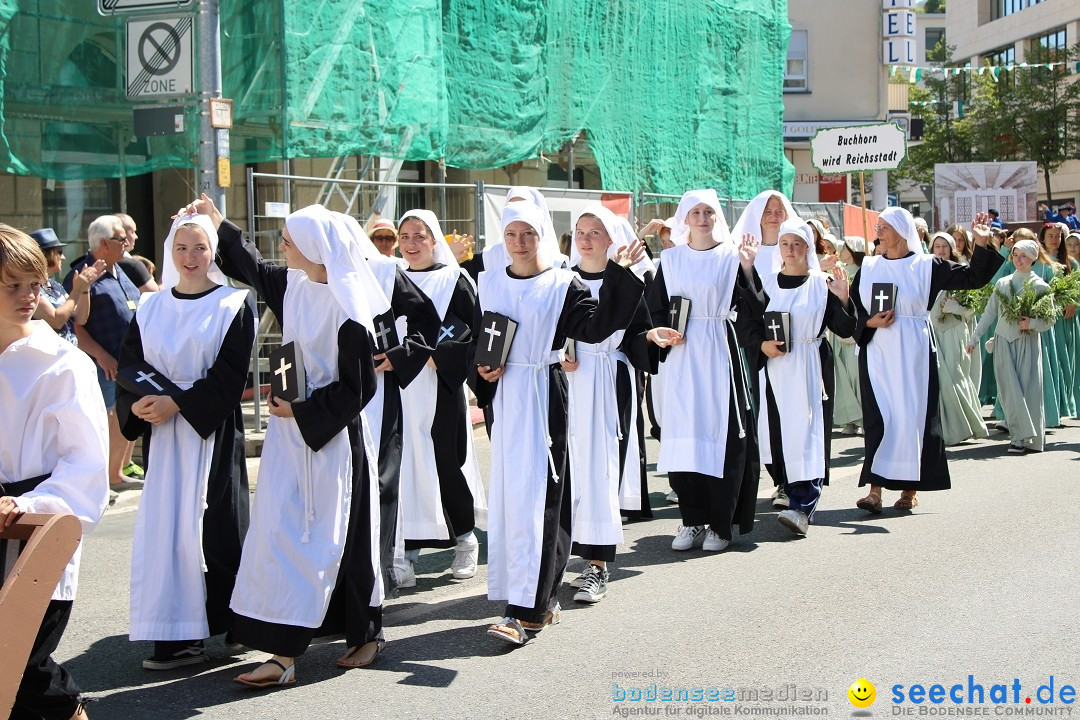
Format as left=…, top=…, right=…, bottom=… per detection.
left=1048, top=271, right=1080, bottom=310
left=952, top=284, right=994, bottom=316
left=994, top=278, right=1057, bottom=333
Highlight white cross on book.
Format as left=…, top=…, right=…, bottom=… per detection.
left=484, top=321, right=502, bottom=352
left=438, top=324, right=456, bottom=343
left=375, top=322, right=393, bottom=349
left=275, top=357, right=292, bottom=391
left=135, top=370, right=163, bottom=392
left=874, top=289, right=890, bottom=313
left=669, top=305, right=678, bottom=326
left=767, top=318, right=782, bottom=340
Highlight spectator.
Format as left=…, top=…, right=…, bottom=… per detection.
left=369, top=218, right=398, bottom=257
left=64, top=215, right=145, bottom=493
left=1039, top=201, right=1080, bottom=231
left=29, top=228, right=104, bottom=346
left=988, top=209, right=1005, bottom=230
left=913, top=216, right=931, bottom=253
left=114, top=213, right=159, bottom=292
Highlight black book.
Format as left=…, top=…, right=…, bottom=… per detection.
left=667, top=296, right=691, bottom=336
left=372, top=309, right=400, bottom=353
left=116, top=361, right=183, bottom=398
left=474, top=311, right=518, bottom=369
left=269, top=341, right=306, bottom=403
left=564, top=338, right=576, bottom=362
left=870, top=282, right=898, bottom=315
left=436, top=313, right=470, bottom=345
left=762, top=311, right=790, bottom=346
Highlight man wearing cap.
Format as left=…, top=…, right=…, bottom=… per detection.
left=1040, top=201, right=1080, bottom=230
left=988, top=209, right=1005, bottom=230
left=369, top=218, right=398, bottom=257
left=63, top=215, right=144, bottom=493
left=29, top=228, right=103, bottom=347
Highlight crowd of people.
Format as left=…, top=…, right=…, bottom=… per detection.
left=2, top=185, right=1078, bottom=717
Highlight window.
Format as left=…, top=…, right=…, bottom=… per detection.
left=1036, top=27, right=1067, bottom=56
left=992, top=0, right=1045, bottom=21
left=784, top=29, right=809, bottom=93
left=984, top=45, right=1015, bottom=67
left=925, top=28, right=946, bottom=61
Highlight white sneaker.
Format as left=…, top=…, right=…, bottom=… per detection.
left=451, top=534, right=479, bottom=579
left=395, top=559, right=416, bottom=589
left=671, top=525, right=706, bottom=551
left=778, top=509, right=809, bottom=536
left=666, top=491, right=679, bottom=504
left=771, top=487, right=789, bottom=509
left=841, top=423, right=859, bottom=436
left=702, top=529, right=729, bottom=552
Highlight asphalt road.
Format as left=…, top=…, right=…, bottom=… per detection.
left=51, top=416, right=1080, bottom=719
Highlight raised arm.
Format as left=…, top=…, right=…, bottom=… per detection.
left=215, top=220, right=289, bottom=322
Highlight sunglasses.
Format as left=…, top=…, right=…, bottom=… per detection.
left=372, top=234, right=396, bottom=242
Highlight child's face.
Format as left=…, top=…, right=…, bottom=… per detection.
left=1066, top=236, right=1080, bottom=259
left=1011, top=249, right=1034, bottom=273
left=0, top=268, right=42, bottom=331
left=574, top=215, right=612, bottom=264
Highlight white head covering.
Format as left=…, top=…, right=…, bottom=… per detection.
left=730, top=190, right=798, bottom=245
left=843, top=236, right=867, bottom=255
left=285, top=204, right=378, bottom=332
left=930, top=230, right=956, bottom=256
left=505, top=186, right=561, bottom=266
left=1013, top=239, right=1039, bottom=261
left=777, top=218, right=821, bottom=271
left=878, top=206, right=924, bottom=255
left=672, top=189, right=731, bottom=245
left=569, top=204, right=655, bottom=277
left=913, top=216, right=929, bottom=234
left=161, top=214, right=226, bottom=291
left=398, top=209, right=459, bottom=269
left=333, top=212, right=381, bottom=260
left=500, top=200, right=553, bottom=268
left=806, top=218, right=826, bottom=242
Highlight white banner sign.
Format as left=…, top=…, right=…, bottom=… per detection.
left=811, top=123, right=908, bottom=175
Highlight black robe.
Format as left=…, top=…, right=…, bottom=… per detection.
left=646, top=265, right=760, bottom=540
left=739, top=272, right=856, bottom=487
left=213, top=219, right=383, bottom=655
left=851, top=244, right=1005, bottom=491
left=370, top=266, right=441, bottom=589
left=402, top=266, right=479, bottom=549
left=117, top=287, right=255, bottom=639
left=471, top=261, right=644, bottom=624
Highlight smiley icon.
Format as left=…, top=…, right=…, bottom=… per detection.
left=848, top=678, right=876, bottom=708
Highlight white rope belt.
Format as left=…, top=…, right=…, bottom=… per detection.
left=506, top=353, right=564, bottom=482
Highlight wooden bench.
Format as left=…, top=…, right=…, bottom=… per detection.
left=0, top=513, right=82, bottom=717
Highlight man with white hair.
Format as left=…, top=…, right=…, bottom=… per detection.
left=64, top=215, right=143, bottom=497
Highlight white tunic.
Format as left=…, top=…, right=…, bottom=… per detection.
left=231, top=272, right=382, bottom=628
left=1, top=321, right=108, bottom=600
left=480, top=267, right=572, bottom=607
left=128, top=287, right=248, bottom=641
left=657, top=243, right=743, bottom=477
left=566, top=275, right=637, bottom=547
left=758, top=273, right=829, bottom=481
left=398, top=266, right=486, bottom=541
left=858, top=253, right=935, bottom=481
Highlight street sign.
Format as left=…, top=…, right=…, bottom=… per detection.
left=810, top=122, right=908, bottom=175
left=217, top=157, right=231, bottom=188
left=126, top=17, right=193, bottom=99
left=209, top=98, right=233, bottom=129
left=99, top=0, right=195, bottom=16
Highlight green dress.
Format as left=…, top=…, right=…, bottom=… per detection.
left=931, top=291, right=988, bottom=445
left=991, top=256, right=1062, bottom=428
left=1051, top=258, right=1079, bottom=418
left=971, top=272, right=1056, bottom=451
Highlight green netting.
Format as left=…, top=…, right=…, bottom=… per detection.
left=0, top=0, right=793, bottom=196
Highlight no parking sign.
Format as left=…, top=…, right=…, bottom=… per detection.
left=126, top=17, right=194, bottom=98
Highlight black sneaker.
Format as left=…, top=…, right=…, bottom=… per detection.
left=142, top=640, right=208, bottom=670
left=573, top=564, right=608, bottom=603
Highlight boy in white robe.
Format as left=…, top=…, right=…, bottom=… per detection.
left=0, top=224, right=108, bottom=720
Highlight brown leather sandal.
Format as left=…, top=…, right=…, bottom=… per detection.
left=894, top=490, right=918, bottom=511
left=856, top=490, right=883, bottom=514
